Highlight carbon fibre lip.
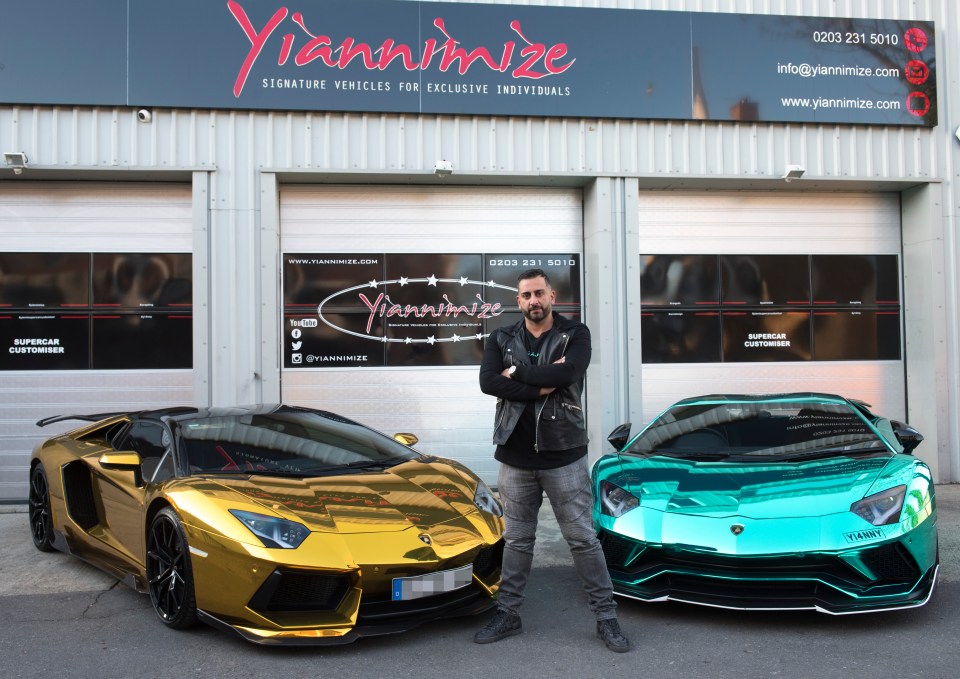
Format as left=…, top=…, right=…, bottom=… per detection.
left=196, top=589, right=497, bottom=645
left=609, top=563, right=939, bottom=615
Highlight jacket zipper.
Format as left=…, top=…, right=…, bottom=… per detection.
left=494, top=347, right=515, bottom=437
left=534, top=332, right=570, bottom=453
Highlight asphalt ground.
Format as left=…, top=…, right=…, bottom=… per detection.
left=1, top=485, right=959, bottom=679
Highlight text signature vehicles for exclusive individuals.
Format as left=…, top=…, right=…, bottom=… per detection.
left=592, top=393, right=937, bottom=614
left=29, top=405, right=504, bottom=644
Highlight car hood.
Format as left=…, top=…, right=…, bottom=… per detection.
left=609, top=453, right=896, bottom=519
left=200, top=458, right=480, bottom=533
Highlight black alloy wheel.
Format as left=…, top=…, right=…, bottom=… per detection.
left=146, top=507, right=198, bottom=629
left=29, top=464, right=55, bottom=552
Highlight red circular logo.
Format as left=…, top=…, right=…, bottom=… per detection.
left=904, top=28, right=928, bottom=53
left=906, top=92, right=930, bottom=117
left=905, top=60, right=929, bottom=85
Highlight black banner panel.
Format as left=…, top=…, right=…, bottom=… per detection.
left=0, top=314, right=90, bottom=370
left=640, top=311, right=722, bottom=363
left=811, top=254, right=900, bottom=306
left=283, top=253, right=582, bottom=368
left=641, top=254, right=900, bottom=363
left=813, top=310, right=902, bottom=361
left=0, top=252, right=192, bottom=371
left=0, top=253, right=90, bottom=308
left=721, top=254, right=811, bottom=306
left=483, top=255, right=582, bottom=317
left=722, top=311, right=812, bottom=362
left=640, top=255, right=720, bottom=307
left=92, top=313, right=193, bottom=369
left=284, top=312, right=387, bottom=369
left=92, top=253, right=193, bottom=309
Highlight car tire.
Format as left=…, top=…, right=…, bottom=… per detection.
left=146, top=507, right=198, bottom=630
left=28, top=464, right=55, bottom=552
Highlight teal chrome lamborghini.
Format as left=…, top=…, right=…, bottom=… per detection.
left=593, top=393, right=938, bottom=614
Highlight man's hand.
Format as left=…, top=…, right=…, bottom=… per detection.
left=500, top=356, right=567, bottom=382
left=503, top=356, right=565, bottom=393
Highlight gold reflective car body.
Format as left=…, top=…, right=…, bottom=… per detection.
left=29, top=406, right=504, bottom=645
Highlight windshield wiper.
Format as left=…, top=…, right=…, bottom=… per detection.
left=341, top=459, right=404, bottom=471
left=647, top=450, right=730, bottom=461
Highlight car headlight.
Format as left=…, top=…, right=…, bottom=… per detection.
left=850, top=485, right=906, bottom=526
left=229, top=509, right=310, bottom=549
left=473, top=481, right=503, bottom=517
left=599, top=480, right=640, bottom=518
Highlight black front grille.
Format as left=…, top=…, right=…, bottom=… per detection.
left=599, top=531, right=635, bottom=568
left=358, top=584, right=491, bottom=623
left=248, top=569, right=351, bottom=613
left=619, top=542, right=868, bottom=586
left=599, top=529, right=933, bottom=612
left=473, top=540, right=504, bottom=579
left=860, top=542, right=921, bottom=583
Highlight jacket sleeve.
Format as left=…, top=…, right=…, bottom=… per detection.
left=478, top=331, right=541, bottom=401
left=513, top=325, right=591, bottom=388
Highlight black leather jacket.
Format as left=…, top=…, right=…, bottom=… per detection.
left=479, top=312, right=590, bottom=452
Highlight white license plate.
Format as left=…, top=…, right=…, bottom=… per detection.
left=391, top=564, right=473, bottom=601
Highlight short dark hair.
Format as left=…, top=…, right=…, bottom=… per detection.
left=517, top=268, right=551, bottom=286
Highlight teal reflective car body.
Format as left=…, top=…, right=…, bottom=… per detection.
left=592, top=393, right=939, bottom=614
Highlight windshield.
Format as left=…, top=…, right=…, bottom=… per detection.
left=624, top=399, right=893, bottom=461
left=177, top=410, right=419, bottom=476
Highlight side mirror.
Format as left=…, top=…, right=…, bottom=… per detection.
left=607, top=423, right=632, bottom=452
left=393, top=432, right=419, bottom=447
left=890, top=420, right=924, bottom=455
left=99, top=451, right=142, bottom=470
left=99, top=451, right=145, bottom=486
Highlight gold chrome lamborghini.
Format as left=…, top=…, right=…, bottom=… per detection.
left=28, top=405, right=504, bottom=645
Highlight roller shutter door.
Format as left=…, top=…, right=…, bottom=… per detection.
left=637, top=190, right=905, bottom=425
left=280, top=185, right=583, bottom=485
left=0, top=182, right=193, bottom=502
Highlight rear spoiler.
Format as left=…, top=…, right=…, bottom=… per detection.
left=36, top=412, right=128, bottom=428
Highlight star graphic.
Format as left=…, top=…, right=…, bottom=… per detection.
left=487, top=279, right=497, bottom=287
left=452, top=334, right=461, bottom=342
left=404, top=337, right=412, bottom=344
left=427, top=336, right=436, bottom=345
left=427, top=275, right=438, bottom=286
left=380, top=336, right=388, bottom=343
left=459, top=276, right=469, bottom=286
left=399, top=277, right=409, bottom=286
left=475, top=332, right=485, bottom=340
left=368, top=279, right=379, bottom=288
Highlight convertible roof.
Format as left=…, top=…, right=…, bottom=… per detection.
left=36, top=407, right=199, bottom=428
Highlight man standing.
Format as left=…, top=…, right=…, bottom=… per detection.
left=474, top=268, right=630, bottom=653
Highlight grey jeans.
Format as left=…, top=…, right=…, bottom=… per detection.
left=496, top=456, right=618, bottom=620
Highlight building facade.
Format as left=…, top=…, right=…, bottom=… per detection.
left=1, top=0, right=957, bottom=501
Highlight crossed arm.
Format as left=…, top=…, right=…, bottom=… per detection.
left=478, top=327, right=591, bottom=401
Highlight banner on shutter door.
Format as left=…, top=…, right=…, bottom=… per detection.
left=0, top=252, right=193, bottom=370
left=639, top=253, right=901, bottom=363
left=283, top=253, right=581, bottom=368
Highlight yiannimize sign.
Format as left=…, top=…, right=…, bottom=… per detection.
left=0, top=0, right=937, bottom=126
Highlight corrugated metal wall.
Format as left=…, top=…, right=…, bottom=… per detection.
left=0, top=0, right=956, bottom=482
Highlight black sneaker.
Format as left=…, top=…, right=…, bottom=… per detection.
left=596, top=618, right=631, bottom=653
left=473, top=609, right=522, bottom=644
